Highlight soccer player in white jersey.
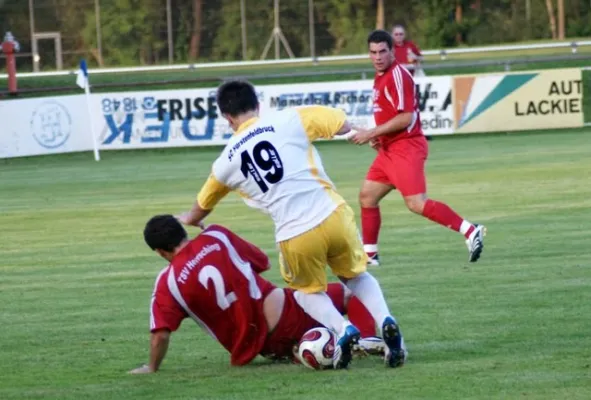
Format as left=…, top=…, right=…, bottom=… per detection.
left=178, top=80, right=406, bottom=369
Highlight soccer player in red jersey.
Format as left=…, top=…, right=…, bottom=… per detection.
left=129, top=215, right=386, bottom=374
left=391, top=25, right=423, bottom=76
left=349, top=30, right=485, bottom=266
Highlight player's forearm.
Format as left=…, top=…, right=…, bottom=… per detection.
left=148, top=330, right=171, bottom=372
left=335, top=120, right=352, bottom=136
left=372, top=113, right=413, bottom=138
left=179, top=202, right=211, bottom=227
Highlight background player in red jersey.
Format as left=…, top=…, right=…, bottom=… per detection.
left=129, top=215, right=383, bottom=374
left=349, top=30, right=486, bottom=265
left=391, top=25, right=423, bottom=76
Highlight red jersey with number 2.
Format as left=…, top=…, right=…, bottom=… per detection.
left=373, top=62, right=423, bottom=148
left=149, top=224, right=275, bottom=366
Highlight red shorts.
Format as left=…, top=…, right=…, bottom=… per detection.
left=259, top=284, right=346, bottom=360
left=366, top=136, right=429, bottom=196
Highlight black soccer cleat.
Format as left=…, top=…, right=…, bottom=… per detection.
left=382, top=317, right=406, bottom=368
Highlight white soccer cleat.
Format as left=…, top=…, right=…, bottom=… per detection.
left=358, top=336, right=386, bottom=355
left=366, top=253, right=380, bottom=266
left=466, top=224, right=486, bottom=262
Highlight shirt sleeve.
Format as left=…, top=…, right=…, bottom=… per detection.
left=196, top=169, right=231, bottom=211
left=391, top=67, right=416, bottom=113
left=296, top=106, right=347, bottom=141
left=150, top=271, right=187, bottom=333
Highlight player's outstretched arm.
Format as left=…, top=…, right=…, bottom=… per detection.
left=297, top=106, right=351, bottom=141
left=349, top=113, right=412, bottom=145
left=335, top=120, right=352, bottom=136
left=178, top=172, right=230, bottom=227
left=177, top=201, right=211, bottom=228
left=129, top=330, right=171, bottom=374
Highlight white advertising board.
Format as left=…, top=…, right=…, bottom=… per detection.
left=0, top=95, right=92, bottom=158
left=0, top=76, right=453, bottom=158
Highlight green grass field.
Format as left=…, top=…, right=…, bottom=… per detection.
left=1, top=129, right=591, bottom=399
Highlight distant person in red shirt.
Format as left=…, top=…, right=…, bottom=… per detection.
left=128, top=215, right=386, bottom=373
left=392, top=25, right=423, bottom=76
left=349, top=30, right=486, bottom=266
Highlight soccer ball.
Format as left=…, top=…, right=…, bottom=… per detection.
left=297, top=327, right=336, bottom=370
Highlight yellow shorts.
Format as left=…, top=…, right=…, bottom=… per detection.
left=278, top=204, right=368, bottom=294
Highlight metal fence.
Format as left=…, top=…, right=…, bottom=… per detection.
left=1, top=39, right=591, bottom=81
left=3, top=0, right=318, bottom=71
left=2, top=0, right=591, bottom=73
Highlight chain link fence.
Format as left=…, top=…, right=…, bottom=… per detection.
left=1, top=0, right=343, bottom=72
left=1, top=0, right=590, bottom=72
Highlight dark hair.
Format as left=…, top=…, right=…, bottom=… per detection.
left=367, top=29, right=393, bottom=50
left=144, top=215, right=188, bottom=252
left=216, top=80, right=259, bottom=117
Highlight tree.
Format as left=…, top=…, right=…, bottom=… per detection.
left=315, top=0, right=374, bottom=54
left=545, top=0, right=558, bottom=39
left=455, top=0, right=463, bottom=44
left=376, top=0, right=384, bottom=30
left=557, top=0, right=565, bottom=40
left=83, top=0, right=164, bottom=66
left=189, top=0, right=203, bottom=60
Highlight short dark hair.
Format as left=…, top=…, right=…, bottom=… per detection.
left=216, top=80, right=259, bottom=117
left=367, top=30, right=393, bottom=50
left=144, top=215, right=188, bottom=252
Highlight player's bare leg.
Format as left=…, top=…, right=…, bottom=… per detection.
left=359, top=180, right=393, bottom=266
left=403, top=193, right=486, bottom=262
left=340, top=272, right=406, bottom=368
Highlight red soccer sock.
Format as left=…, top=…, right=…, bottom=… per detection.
left=422, top=199, right=474, bottom=238
left=361, top=207, right=381, bottom=256
left=326, top=283, right=346, bottom=315
left=347, top=296, right=377, bottom=337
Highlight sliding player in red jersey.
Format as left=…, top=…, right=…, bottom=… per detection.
left=129, top=215, right=386, bottom=374
left=350, top=30, right=485, bottom=265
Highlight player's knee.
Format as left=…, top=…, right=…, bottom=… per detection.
left=404, top=196, right=425, bottom=214
left=359, top=189, right=380, bottom=208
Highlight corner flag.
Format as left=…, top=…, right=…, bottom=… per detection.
left=75, top=59, right=101, bottom=161
left=76, top=59, right=89, bottom=89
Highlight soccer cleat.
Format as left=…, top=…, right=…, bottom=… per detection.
left=333, top=324, right=360, bottom=369
left=358, top=336, right=386, bottom=356
left=382, top=317, right=406, bottom=368
left=367, top=253, right=380, bottom=266
left=466, top=224, right=486, bottom=262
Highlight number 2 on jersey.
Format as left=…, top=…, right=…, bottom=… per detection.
left=198, top=266, right=237, bottom=310
left=240, top=140, right=284, bottom=193
left=197, top=263, right=262, bottom=311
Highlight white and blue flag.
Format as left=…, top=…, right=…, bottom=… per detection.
left=75, top=59, right=101, bottom=161
left=75, top=59, right=89, bottom=90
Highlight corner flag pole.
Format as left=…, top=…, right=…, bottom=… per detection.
left=76, top=59, right=101, bottom=161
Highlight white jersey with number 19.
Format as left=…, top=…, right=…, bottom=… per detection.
left=196, top=106, right=347, bottom=242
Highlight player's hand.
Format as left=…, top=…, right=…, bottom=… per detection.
left=176, top=213, right=206, bottom=230
left=369, top=138, right=381, bottom=151
left=128, top=364, right=154, bottom=374
left=349, top=127, right=376, bottom=145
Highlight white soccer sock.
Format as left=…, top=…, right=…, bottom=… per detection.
left=363, top=244, right=379, bottom=254
left=293, top=291, right=347, bottom=334
left=343, top=272, right=393, bottom=329
left=460, top=220, right=474, bottom=235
